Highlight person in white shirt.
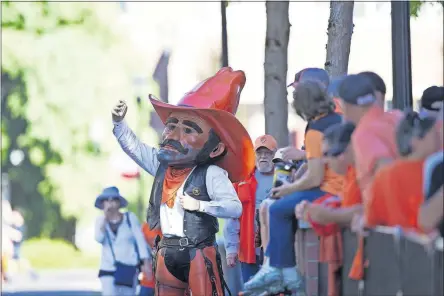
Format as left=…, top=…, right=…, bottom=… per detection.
left=94, top=186, right=151, bottom=296
left=111, top=67, right=255, bottom=296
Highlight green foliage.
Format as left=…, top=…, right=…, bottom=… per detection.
left=2, top=2, right=149, bottom=241
left=21, top=238, right=99, bottom=269
left=410, top=1, right=423, bottom=17
left=410, top=1, right=444, bottom=17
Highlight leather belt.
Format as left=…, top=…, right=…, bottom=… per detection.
left=159, top=235, right=215, bottom=249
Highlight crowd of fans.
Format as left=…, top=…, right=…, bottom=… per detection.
left=220, top=67, right=443, bottom=296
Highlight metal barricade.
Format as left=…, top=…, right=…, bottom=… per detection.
left=363, top=227, right=401, bottom=296
left=341, top=229, right=359, bottom=296
left=340, top=227, right=443, bottom=296
left=319, top=262, right=329, bottom=296
left=402, top=231, right=433, bottom=296
left=434, top=238, right=443, bottom=296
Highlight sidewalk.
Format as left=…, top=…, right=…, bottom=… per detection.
left=2, top=269, right=101, bottom=296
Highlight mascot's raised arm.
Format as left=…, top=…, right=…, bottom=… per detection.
left=111, top=67, right=255, bottom=296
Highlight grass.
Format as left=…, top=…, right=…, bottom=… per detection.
left=21, top=238, right=100, bottom=270
left=22, top=220, right=228, bottom=270
left=217, top=218, right=225, bottom=238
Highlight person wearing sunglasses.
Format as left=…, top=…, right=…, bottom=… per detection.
left=94, top=186, right=151, bottom=296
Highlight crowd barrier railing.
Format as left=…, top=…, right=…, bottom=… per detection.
left=299, top=226, right=443, bottom=296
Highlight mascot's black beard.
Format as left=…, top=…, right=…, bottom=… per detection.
left=194, top=129, right=226, bottom=165
left=159, top=129, right=227, bottom=169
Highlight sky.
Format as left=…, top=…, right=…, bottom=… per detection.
left=118, top=1, right=443, bottom=106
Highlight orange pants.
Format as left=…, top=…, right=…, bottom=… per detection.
left=154, top=244, right=224, bottom=296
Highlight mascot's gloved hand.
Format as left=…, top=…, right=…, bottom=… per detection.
left=179, top=193, right=200, bottom=211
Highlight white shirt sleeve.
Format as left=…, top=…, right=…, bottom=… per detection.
left=223, top=218, right=240, bottom=256
left=94, top=216, right=106, bottom=244
left=198, top=165, right=242, bottom=219
left=127, top=212, right=150, bottom=260
left=113, top=120, right=160, bottom=176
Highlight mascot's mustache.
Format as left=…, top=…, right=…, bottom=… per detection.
left=159, top=139, right=189, bottom=155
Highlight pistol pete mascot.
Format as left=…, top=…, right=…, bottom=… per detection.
left=112, top=67, right=255, bottom=296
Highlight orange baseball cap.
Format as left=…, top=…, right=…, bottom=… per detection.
left=254, top=135, right=278, bottom=151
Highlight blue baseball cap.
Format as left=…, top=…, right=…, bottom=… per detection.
left=288, top=68, right=330, bottom=89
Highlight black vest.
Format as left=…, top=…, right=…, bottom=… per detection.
left=146, top=164, right=219, bottom=245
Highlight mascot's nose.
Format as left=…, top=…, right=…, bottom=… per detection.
left=165, top=128, right=180, bottom=141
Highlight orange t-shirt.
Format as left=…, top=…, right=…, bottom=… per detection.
left=365, top=159, right=425, bottom=230
left=140, top=222, right=162, bottom=288
left=309, top=167, right=361, bottom=236
left=352, top=106, right=402, bottom=203
left=341, top=166, right=362, bottom=207
left=305, top=112, right=344, bottom=195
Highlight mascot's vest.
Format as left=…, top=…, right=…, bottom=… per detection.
left=147, top=164, right=219, bottom=245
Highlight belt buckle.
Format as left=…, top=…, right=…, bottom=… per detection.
left=179, top=237, right=189, bottom=247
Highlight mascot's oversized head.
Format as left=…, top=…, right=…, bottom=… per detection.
left=149, top=67, right=255, bottom=183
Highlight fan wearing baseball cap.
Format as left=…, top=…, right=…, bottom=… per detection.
left=244, top=81, right=344, bottom=294
left=358, top=71, right=387, bottom=109
left=288, top=67, right=343, bottom=114
left=223, top=135, right=277, bottom=284
left=419, top=86, right=444, bottom=119
left=338, top=74, right=402, bottom=206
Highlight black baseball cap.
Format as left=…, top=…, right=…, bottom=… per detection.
left=322, top=122, right=356, bottom=157
left=288, top=68, right=330, bottom=88
left=419, top=86, right=444, bottom=118
left=359, top=71, right=387, bottom=95
left=338, top=74, right=376, bottom=106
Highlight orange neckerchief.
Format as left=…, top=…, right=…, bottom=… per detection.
left=162, top=167, right=193, bottom=208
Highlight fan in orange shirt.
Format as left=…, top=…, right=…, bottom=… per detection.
left=365, top=110, right=441, bottom=231
left=295, top=121, right=367, bottom=285
left=295, top=121, right=361, bottom=296
left=297, top=121, right=362, bottom=230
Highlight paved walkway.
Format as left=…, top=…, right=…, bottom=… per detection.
left=2, top=269, right=101, bottom=296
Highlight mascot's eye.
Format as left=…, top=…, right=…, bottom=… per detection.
left=184, top=127, right=193, bottom=134
left=166, top=124, right=175, bottom=131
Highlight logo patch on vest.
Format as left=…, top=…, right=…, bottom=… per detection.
left=192, top=187, right=201, bottom=196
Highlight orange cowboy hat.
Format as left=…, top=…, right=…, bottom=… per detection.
left=149, top=67, right=255, bottom=183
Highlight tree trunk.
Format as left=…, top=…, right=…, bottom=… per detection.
left=264, top=1, right=290, bottom=147
left=324, top=1, right=355, bottom=79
